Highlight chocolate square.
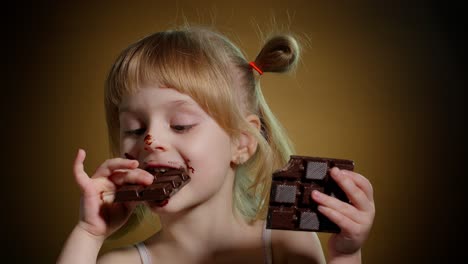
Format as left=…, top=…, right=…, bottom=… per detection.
left=266, top=155, right=354, bottom=233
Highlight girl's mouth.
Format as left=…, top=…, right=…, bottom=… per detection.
left=145, top=167, right=173, bottom=174
left=154, top=199, right=169, bottom=207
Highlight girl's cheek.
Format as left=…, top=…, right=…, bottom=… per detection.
left=120, top=138, right=139, bottom=155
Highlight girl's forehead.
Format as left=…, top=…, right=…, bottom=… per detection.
left=119, top=87, right=199, bottom=113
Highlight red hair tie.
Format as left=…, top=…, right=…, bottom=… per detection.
left=249, top=61, right=263, bottom=75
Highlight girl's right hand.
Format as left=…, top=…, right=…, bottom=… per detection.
left=72, top=149, right=154, bottom=239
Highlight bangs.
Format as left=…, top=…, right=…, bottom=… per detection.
left=105, top=29, right=240, bottom=138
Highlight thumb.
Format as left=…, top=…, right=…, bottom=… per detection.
left=73, top=148, right=90, bottom=189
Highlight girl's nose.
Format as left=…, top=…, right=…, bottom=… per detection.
left=143, top=133, right=167, bottom=152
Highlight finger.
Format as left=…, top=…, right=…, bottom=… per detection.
left=318, top=205, right=359, bottom=234
left=330, top=167, right=373, bottom=211
left=341, top=170, right=374, bottom=203
left=101, top=169, right=154, bottom=204
left=102, top=191, right=115, bottom=203
left=109, top=169, right=154, bottom=186
left=73, top=149, right=90, bottom=189
left=93, top=158, right=139, bottom=178
left=312, top=190, right=357, bottom=220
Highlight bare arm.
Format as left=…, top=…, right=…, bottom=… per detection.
left=328, top=249, right=361, bottom=264
left=57, top=149, right=153, bottom=263
left=57, top=225, right=105, bottom=264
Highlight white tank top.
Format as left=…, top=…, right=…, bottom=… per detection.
left=134, top=224, right=273, bottom=264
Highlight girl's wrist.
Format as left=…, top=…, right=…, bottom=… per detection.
left=76, top=221, right=107, bottom=244
left=57, top=223, right=106, bottom=263
left=328, top=248, right=361, bottom=264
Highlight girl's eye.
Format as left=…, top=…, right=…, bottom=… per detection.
left=171, top=124, right=195, bottom=133
left=125, top=128, right=146, bottom=136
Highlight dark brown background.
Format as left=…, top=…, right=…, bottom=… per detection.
left=4, top=1, right=465, bottom=263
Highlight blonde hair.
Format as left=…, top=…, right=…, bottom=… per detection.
left=104, top=26, right=300, bottom=235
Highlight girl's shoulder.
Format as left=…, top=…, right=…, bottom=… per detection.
left=97, top=245, right=141, bottom=264
left=270, top=229, right=326, bottom=264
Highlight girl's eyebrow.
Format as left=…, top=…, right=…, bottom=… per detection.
left=167, top=100, right=203, bottom=115
left=119, top=99, right=198, bottom=114
left=169, top=99, right=196, bottom=108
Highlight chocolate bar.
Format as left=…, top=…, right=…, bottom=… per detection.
left=114, top=168, right=190, bottom=202
left=266, top=155, right=354, bottom=233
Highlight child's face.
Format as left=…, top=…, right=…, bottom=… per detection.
left=119, top=86, right=236, bottom=212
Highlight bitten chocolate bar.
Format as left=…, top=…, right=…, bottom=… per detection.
left=266, top=155, right=354, bottom=233
left=114, top=168, right=190, bottom=202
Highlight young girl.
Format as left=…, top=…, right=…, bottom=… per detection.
left=58, top=26, right=375, bottom=264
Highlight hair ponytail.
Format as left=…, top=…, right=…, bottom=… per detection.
left=253, top=35, right=300, bottom=74
left=235, top=34, right=301, bottom=220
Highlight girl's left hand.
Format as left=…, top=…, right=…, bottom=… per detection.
left=311, top=167, right=375, bottom=256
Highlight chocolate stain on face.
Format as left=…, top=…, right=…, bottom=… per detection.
left=144, top=134, right=153, bottom=145
left=184, top=158, right=195, bottom=174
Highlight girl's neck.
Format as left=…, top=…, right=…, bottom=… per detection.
left=147, top=172, right=263, bottom=259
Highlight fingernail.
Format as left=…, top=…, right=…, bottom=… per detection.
left=317, top=205, right=325, bottom=212
left=102, top=192, right=115, bottom=203
left=332, top=167, right=341, bottom=177
left=127, top=161, right=138, bottom=168
left=312, top=190, right=322, bottom=199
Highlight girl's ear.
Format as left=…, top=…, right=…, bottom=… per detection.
left=231, top=115, right=261, bottom=165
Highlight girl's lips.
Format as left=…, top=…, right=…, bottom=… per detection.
left=143, top=161, right=183, bottom=173
left=156, top=200, right=169, bottom=207
left=145, top=166, right=175, bottom=174
left=147, top=199, right=169, bottom=208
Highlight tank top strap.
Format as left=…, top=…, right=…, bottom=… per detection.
left=134, top=242, right=152, bottom=264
